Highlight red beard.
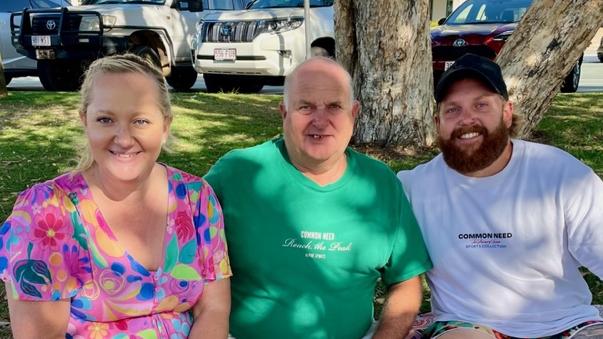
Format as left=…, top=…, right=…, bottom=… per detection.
left=438, top=119, right=510, bottom=175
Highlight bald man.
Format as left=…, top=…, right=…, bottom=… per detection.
left=205, top=57, right=432, bottom=339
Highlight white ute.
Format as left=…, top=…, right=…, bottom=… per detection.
left=11, top=0, right=247, bottom=91
left=192, top=0, right=334, bottom=93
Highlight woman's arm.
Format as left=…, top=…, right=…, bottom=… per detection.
left=188, top=278, right=231, bottom=339
left=6, top=283, right=70, bottom=339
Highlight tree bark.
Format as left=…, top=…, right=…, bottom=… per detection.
left=496, top=0, right=603, bottom=137
left=335, top=0, right=434, bottom=147
left=0, top=52, right=7, bottom=97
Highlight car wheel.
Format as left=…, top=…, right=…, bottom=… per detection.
left=311, top=46, right=331, bottom=58
left=130, top=45, right=161, bottom=69
left=38, top=60, right=83, bottom=91
left=560, top=59, right=581, bottom=93
left=204, top=74, right=230, bottom=93
left=4, top=75, right=12, bottom=86
left=166, top=66, right=198, bottom=91
left=598, top=54, right=603, bottom=63
left=235, top=76, right=264, bottom=93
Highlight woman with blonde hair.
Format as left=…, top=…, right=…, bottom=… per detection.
left=0, top=54, right=231, bottom=338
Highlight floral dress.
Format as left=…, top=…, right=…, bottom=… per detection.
left=0, top=166, right=231, bottom=338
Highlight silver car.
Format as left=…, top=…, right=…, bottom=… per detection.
left=1, top=0, right=70, bottom=85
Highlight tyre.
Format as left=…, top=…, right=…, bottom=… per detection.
left=37, top=60, right=83, bottom=91
left=4, top=75, right=11, bottom=86
left=204, top=74, right=264, bottom=94
left=311, top=46, right=331, bottom=57
left=598, top=54, right=603, bottom=63
left=203, top=73, right=232, bottom=93
left=237, top=77, right=264, bottom=93
left=130, top=45, right=161, bottom=70
left=560, top=59, right=581, bottom=93
left=166, top=66, right=198, bottom=91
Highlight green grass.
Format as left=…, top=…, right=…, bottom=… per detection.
left=0, top=91, right=601, bottom=325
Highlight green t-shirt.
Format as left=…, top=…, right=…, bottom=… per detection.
left=205, top=138, right=431, bottom=339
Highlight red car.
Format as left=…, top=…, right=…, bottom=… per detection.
left=431, top=0, right=582, bottom=92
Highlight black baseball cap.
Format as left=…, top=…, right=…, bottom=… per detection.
left=435, top=53, right=508, bottom=102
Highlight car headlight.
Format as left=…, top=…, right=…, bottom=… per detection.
left=12, top=13, right=22, bottom=27
left=257, top=17, right=303, bottom=35
left=102, top=15, right=116, bottom=28
left=79, top=15, right=100, bottom=31
left=493, top=30, right=513, bottom=41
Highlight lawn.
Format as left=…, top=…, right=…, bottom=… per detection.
left=0, top=91, right=602, bottom=329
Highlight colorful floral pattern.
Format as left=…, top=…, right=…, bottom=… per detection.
left=0, top=167, right=231, bottom=338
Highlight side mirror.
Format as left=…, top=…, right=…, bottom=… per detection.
left=438, top=18, right=446, bottom=25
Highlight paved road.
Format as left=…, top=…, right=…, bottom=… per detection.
left=6, top=74, right=285, bottom=94
left=7, top=55, right=603, bottom=94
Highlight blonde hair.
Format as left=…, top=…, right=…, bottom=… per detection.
left=76, top=54, right=173, bottom=171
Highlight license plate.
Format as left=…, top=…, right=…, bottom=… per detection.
left=444, top=61, right=455, bottom=70
left=31, top=35, right=51, bottom=47
left=35, top=49, right=55, bottom=60
left=214, top=48, right=236, bottom=61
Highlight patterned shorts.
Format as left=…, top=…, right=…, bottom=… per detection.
left=421, top=320, right=603, bottom=339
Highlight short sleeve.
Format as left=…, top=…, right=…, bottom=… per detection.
left=566, top=167, right=603, bottom=278
left=382, top=182, right=432, bottom=285
left=195, top=180, right=232, bottom=282
left=0, top=183, right=90, bottom=301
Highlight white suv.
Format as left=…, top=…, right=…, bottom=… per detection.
left=10, top=0, right=246, bottom=91
left=192, top=0, right=334, bottom=93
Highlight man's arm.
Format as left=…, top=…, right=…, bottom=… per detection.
left=372, top=276, right=423, bottom=339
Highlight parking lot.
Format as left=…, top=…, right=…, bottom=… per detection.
left=7, top=55, right=602, bottom=94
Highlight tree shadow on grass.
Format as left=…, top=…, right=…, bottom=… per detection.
left=161, top=93, right=283, bottom=175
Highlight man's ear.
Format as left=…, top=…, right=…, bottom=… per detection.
left=502, top=100, right=513, bottom=129
left=351, top=100, right=360, bottom=120
left=434, top=114, right=440, bottom=129
left=279, top=101, right=287, bottom=120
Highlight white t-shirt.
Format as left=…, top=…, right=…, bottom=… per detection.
left=397, top=140, right=603, bottom=337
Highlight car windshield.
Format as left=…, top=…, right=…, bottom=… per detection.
left=81, top=0, right=164, bottom=5
left=246, top=0, right=332, bottom=9
left=445, top=0, right=532, bottom=25
left=0, top=0, right=71, bottom=11
left=203, top=0, right=249, bottom=10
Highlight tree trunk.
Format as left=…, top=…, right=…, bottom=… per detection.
left=0, top=53, right=7, bottom=97
left=334, top=0, right=434, bottom=147
left=496, top=0, right=603, bottom=137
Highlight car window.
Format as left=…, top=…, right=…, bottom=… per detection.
left=450, top=3, right=473, bottom=23
left=81, top=0, right=165, bottom=4
left=246, top=0, right=333, bottom=9
left=446, top=0, right=532, bottom=25
left=31, top=0, right=72, bottom=8
left=0, top=0, right=72, bottom=12
left=202, top=0, right=250, bottom=10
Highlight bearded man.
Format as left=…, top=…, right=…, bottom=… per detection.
left=398, top=53, right=603, bottom=339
